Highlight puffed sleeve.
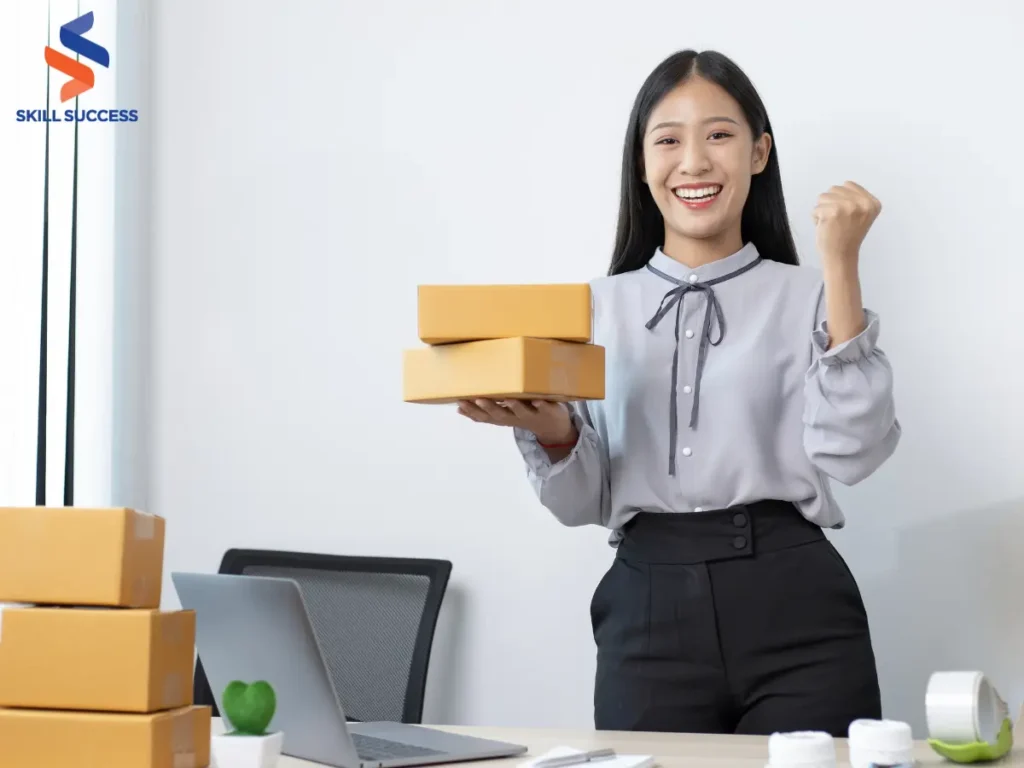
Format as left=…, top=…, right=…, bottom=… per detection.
left=803, top=285, right=901, bottom=485
left=513, top=400, right=611, bottom=527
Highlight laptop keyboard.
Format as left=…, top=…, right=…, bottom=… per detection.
left=352, top=733, right=447, bottom=761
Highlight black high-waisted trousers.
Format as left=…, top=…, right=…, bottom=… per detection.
left=591, top=500, right=882, bottom=736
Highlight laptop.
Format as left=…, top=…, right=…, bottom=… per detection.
left=171, top=572, right=528, bottom=768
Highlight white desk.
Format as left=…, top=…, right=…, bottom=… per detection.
left=212, top=717, right=1024, bottom=767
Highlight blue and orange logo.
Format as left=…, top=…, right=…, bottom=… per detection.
left=15, top=10, right=138, bottom=123
left=44, top=11, right=110, bottom=102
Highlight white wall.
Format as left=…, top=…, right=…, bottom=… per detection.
left=149, top=0, right=1024, bottom=734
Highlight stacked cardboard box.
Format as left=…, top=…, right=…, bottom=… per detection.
left=403, top=283, right=606, bottom=403
left=0, top=506, right=211, bottom=768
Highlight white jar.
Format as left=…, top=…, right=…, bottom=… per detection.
left=847, top=718, right=914, bottom=768
left=765, top=730, right=837, bottom=768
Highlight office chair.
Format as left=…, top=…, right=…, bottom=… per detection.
left=192, top=548, right=452, bottom=724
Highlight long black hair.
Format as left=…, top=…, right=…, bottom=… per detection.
left=608, top=49, right=800, bottom=275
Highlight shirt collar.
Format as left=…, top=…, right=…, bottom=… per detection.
left=647, top=241, right=761, bottom=284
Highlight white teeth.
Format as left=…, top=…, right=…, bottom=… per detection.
left=674, top=185, right=721, bottom=200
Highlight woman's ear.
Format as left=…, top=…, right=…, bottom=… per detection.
left=751, top=132, right=772, bottom=175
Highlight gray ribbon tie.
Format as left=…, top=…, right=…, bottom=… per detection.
left=645, top=256, right=762, bottom=475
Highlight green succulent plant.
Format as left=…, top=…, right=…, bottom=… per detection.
left=221, top=680, right=277, bottom=736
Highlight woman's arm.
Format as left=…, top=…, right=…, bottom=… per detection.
left=812, top=180, right=878, bottom=348
left=821, top=257, right=866, bottom=348
left=458, top=398, right=611, bottom=527
left=803, top=282, right=900, bottom=485
left=803, top=181, right=901, bottom=484
left=512, top=400, right=611, bottom=528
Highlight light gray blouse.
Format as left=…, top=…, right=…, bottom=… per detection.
left=513, top=242, right=901, bottom=543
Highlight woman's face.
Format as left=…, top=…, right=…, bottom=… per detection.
left=642, top=76, right=770, bottom=252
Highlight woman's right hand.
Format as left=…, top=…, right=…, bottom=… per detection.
left=456, top=398, right=578, bottom=446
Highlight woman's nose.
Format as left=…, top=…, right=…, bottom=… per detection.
left=677, top=141, right=711, bottom=175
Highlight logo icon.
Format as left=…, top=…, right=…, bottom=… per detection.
left=44, top=11, right=110, bottom=102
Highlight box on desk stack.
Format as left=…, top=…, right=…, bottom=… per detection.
left=0, top=506, right=211, bottom=768
left=404, top=283, right=605, bottom=403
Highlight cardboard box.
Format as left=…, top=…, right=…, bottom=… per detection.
left=403, top=336, right=605, bottom=403
left=0, top=606, right=195, bottom=713
left=0, top=705, right=211, bottom=768
left=0, top=506, right=164, bottom=607
left=417, top=283, right=592, bottom=344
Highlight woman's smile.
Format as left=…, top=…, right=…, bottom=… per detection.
left=672, top=182, right=723, bottom=209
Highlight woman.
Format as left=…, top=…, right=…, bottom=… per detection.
left=457, top=49, right=900, bottom=737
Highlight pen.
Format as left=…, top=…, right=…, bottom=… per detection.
left=533, top=749, right=617, bottom=768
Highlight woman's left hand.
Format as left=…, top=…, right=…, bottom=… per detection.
left=813, top=181, right=882, bottom=265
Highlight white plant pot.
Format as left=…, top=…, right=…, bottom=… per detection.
left=211, top=730, right=283, bottom=768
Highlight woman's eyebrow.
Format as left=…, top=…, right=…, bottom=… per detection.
left=648, top=116, right=740, bottom=133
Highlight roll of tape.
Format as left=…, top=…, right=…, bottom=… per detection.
left=765, top=730, right=836, bottom=767
left=847, top=718, right=914, bottom=768
left=926, top=671, right=1007, bottom=746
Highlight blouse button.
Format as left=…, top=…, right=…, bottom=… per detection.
left=684, top=329, right=694, bottom=339
left=682, top=447, right=692, bottom=457
left=682, top=385, right=692, bottom=394
left=688, top=274, right=698, bottom=283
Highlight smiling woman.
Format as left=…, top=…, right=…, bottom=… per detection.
left=646, top=97, right=764, bottom=234
left=457, top=48, right=900, bottom=738
left=609, top=50, right=798, bottom=275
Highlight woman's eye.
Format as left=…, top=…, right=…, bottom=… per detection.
left=709, top=132, right=732, bottom=140
left=656, top=137, right=677, bottom=145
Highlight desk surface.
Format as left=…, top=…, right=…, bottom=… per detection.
left=214, top=719, right=1024, bottom=768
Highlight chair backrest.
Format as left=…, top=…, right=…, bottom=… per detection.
left=191, top=548, right=452, bottom=724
